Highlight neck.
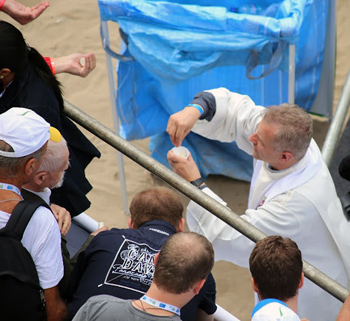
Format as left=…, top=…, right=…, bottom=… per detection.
left=283, top=295, right=298, bottom=314
left=0, top=179, right=22, bottom=191
left=259, top=295, right=298, bottom=314
left=132, top=284, right=189, bottom=316
left=1, top=72, right=15, bottom=91
left=22, top=182, right=45, bottom=193
left=269, top=160, right=295, bottom=171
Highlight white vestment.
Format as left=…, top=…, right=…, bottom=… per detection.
left=187, top=88, right=350, bottom=321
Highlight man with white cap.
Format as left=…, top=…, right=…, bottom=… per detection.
left=249, top=236, right=307, bottom=321
left=0, top=107, right=67, bottom=320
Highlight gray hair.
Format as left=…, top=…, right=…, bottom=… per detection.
left=38, top=136, right=69, bottom=173
left=0, top=140, right=44, bottom=178
left=262, top=104, right=313, bottom=160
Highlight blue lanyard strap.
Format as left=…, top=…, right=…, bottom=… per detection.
left=0, top=183, right=22, bottom=197
left=140, top=295, right=181, bottom=316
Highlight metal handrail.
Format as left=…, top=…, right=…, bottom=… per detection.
left=322, top=70, right=350, bottom=165
left=63, top=99, right=349, bottom=303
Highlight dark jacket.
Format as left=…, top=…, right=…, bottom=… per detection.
left=0, top=64, right=101, bottom=216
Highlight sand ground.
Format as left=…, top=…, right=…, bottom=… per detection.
left=3, top=0, right=350, bottom=319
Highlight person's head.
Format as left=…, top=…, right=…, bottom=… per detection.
left=248, top=104, right=313, bottom=169
left=249, top=235, right=303, bottom=302
left=0, top=20, right=28, bottom=75
left=27, top=127, right=69, bottom=191
left=0, top=107, right=51, bottom=184
left=0, top=21, right=63, bottom=109
left=153, top=232, right=214, bottom=295
left=129, top=187, right=184, bottom=231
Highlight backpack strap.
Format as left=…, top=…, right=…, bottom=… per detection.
left=2, top=200, right=51, bottom=241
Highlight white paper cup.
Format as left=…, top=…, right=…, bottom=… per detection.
left=172, top=146, right=190, bottom=159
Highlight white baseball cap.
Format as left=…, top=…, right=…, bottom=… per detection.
left=0, top=107, right=51, bottom=158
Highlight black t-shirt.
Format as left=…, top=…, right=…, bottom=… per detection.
left=68, top=220, right=217, bottom=320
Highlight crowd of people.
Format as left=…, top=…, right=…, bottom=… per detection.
left=1, top=1, right=350, bottom=321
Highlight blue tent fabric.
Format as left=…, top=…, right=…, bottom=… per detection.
left=99, top=0, right=329, bottom=182
left=99, top=0, right=314, bottom=83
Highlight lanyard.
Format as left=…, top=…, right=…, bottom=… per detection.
left=140, top=295, right=181, bottom=316
left=0, top=183, right=22, bottom=197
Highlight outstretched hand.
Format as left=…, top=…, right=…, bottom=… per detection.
left=167, top=149, right=201, bottom=182
left=166, top=106, right=201, bottom=147
left=53, top=52, right=96, bottom=77
left=2, top=0, right=50, bottom=25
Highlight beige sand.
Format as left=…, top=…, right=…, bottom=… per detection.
left=3, top=0, right=350, bottom=319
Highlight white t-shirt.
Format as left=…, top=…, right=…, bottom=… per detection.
left=0, top=206, right=63, bottom=289
left=252, top=299, right=300, bottom=321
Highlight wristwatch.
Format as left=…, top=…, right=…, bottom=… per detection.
left=190, top=177, right=206, bottom=189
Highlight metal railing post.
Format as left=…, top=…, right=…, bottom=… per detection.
left=99, top=21, right=129, bottom=214
left=322, top=70, right=350, bottom=166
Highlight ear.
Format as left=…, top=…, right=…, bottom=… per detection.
left=0, top=68, right=12, bottom=78
left=192, top=279, right=206, bottom=295
left=298, top=272, right=304, bottom=289
left=154, top=252, right=159, bottom=267
left=128, top=218, right=134, bottom=229
left=24, top=158, right=38, bottom=177
left=33, top=171, right=49, bottom=186
left=177, top=218, right=185, bottom=232
left=251, top=277, right=259, bottom=293
left=280, top=151, right=293, bottom=163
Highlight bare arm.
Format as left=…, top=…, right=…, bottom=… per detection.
left=1, top=0, right=49, bottom=25
left=167, top=106, right=202, bottom=147
left=336, top=294, right=350, bottom=321
left=44, top=286, right=67, bottom=321
left=52, top=52, right=96, bottom=77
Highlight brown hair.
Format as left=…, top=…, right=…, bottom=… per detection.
left=153, top=232, right=214, bottom=294
left=130, top=187, right=183, bottom=229
left=263, top=104, right=313, bottom=160
left=249, top=235, right=303, bottom=301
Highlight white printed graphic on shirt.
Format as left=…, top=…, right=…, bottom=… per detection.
left=104, top=238, right=158, bottom=293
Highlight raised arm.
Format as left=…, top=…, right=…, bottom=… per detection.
left=51, top=52, right=96, bottom=77
left=167, top=91, right=216, bottom=147
left=1, top=0, right=50, bottom=25
left=167, top=106, right=202, bottom=147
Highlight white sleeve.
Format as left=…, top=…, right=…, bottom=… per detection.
left=187, top=187, right=320, bottom=268
left=22, top=207, right=63, bottom=289
left=191, top=88, right=265, bottom=155
left=187, top=187, right=255, bottom=267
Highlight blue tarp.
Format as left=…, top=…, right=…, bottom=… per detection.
left=99, top=0, right=329, bottom=181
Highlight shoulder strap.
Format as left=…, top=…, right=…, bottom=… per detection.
left=3, top=200, right=51, bottom=241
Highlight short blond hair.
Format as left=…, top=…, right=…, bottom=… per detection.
left=262, top=104, right=313, bottom=160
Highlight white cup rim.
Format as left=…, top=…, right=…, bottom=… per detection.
left=172, top=146, right=189, bottom=159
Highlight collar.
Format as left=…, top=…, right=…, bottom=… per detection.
left=249, top=139, right=321, bottom=208
left=252, top=298, right=289, bottom=317
left=22, top=187, right=51, bottom=205
left=138, top=220, right=177, bottom=236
